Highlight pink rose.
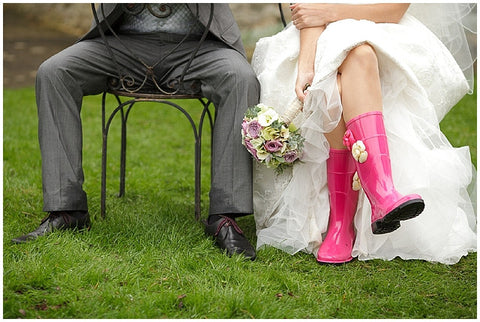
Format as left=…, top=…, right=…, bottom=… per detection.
left=284, top=151, right=299, bottom=163
left=244, top=139, right=259, bottom=160
left=264, top=140, right=283, bottom=153
left=242, top=120, right=249, bottom=136
left=247, top=120, right=262, bottom=139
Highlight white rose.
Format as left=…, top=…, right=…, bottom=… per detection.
left=352, top=172, right=361, bottom=191
left=351, top=140, right=368, bottom=163
left=257, top=107, right=279, bottom=127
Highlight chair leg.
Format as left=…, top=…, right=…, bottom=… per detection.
left=119, top=106, right=127, bottom=198
left=194, top=137, right=202, bottom=221
left=101, top=95, right=214, bottom=222
left=195, top=99, right=215, bottom=221
left=101, top=92, right=108, bottom=218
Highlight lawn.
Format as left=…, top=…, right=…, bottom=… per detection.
left=3, top=86, right=476, bottom=318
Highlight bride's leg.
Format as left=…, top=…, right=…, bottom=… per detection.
left=317, top=148, right=359, bottom=264
left=337, top=44, right=424, bottom=234
left=338, top=44, right=383, bottom=122
left=316, top=77, right=359, bottom=264
left=324, top=119, right=346, bottom=149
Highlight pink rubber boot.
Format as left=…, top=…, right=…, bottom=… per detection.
left=343, top=111, right=424, bottom=234
left=317, top=149, right=359, bottom=264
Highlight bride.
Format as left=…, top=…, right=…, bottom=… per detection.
left=251, top=3, right=476, bottom=265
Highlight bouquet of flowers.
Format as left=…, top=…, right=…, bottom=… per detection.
left=241, top=100, right=305, bottom=172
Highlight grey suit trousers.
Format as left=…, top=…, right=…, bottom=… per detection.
left=36, top=33, right=259, bottom=215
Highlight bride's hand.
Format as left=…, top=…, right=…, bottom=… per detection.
left=296, top=26, right=324, bottom=103
left=295, top=71, right=314, bottom=103
left=290, top=3, right=335, bottom=29
left=291, top=3, right=410, bottom=29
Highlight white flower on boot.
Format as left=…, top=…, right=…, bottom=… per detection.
left=352, top=172, right=361, bottom=191
left=351, top=140, right=368, bottom=163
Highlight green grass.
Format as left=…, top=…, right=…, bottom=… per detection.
left=3, top=86, right=476, bottom=318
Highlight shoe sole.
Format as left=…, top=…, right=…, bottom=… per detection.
left=317, top=256, right=355, bottom=265
left=372, top=199, right=425, bottom=234
left=11, top=222, right=91, bottom=244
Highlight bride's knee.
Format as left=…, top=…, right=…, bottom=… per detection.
left=340, top=44, right=378, bottom=72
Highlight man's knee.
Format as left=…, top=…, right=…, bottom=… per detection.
left=36, top=53, right=69, bottom=84
left=216, top=53, right=259, bottom=90
left=233, top=60, right=258, bottom=83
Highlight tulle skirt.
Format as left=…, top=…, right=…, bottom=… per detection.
left=251, top=13, right=477, bottom=265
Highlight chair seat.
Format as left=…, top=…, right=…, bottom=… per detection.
left=108, top=89, right=204, bottom=100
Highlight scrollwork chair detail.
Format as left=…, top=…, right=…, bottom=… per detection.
left=92, top=3, right=215, bottom=220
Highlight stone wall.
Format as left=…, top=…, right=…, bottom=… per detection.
left=5, top=3, right=93, bottom=36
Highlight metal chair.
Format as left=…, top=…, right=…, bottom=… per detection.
left=93, top=3, right=288, bottom=220
left=92, top=4, right=215, bottom=220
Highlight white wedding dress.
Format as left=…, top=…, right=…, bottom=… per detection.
left=251, top=4, right=477, bottom=265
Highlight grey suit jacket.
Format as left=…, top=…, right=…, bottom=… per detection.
left=80, top=3, right=246, bottom=58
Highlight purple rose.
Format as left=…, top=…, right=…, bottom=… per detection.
left=242, top=120, right=249, bottom=136
left=244, top=139, right=259, bottom=161
left=264, top=140, right=283, bottom=153
left=284, top=151, right=299, bottom=163
left=247, top=120, right=262, bottom=139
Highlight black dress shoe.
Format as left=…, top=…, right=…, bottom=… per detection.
left=204, top=215, right=256, bottom=260
left=11, top=211, right=91, bottom=244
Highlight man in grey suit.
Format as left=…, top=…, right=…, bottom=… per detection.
left=12, top=3, right=258, bottom=260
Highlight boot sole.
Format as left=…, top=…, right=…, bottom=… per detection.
left=371, top=220, right=401, bottom=235
left=317, top=256, right=355, bottom=265
left=372, top=199, right=425, bottom=234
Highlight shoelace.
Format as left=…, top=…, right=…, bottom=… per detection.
left=214, top=216, right=244, bottom=236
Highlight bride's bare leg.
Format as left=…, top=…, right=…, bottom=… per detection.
left=324, top=74, right=347, bottom=149
left=324, top=43, right=382, bottom=149
left=338, top=44, right=383, bottom=123
left=324, top=120, right=346, bottom=149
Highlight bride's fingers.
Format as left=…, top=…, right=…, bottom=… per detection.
left=295, top=84, right=310, bottom=103
left=293, top=17, right=306, bottom=29
left=289, top=3, right=299, bottom=13
left=295, top=86, right=304, bottom=102
left=294, top=20, right=303, bottom=29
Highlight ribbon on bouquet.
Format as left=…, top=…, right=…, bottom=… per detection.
left=279, top=98, right=303, bottom=125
